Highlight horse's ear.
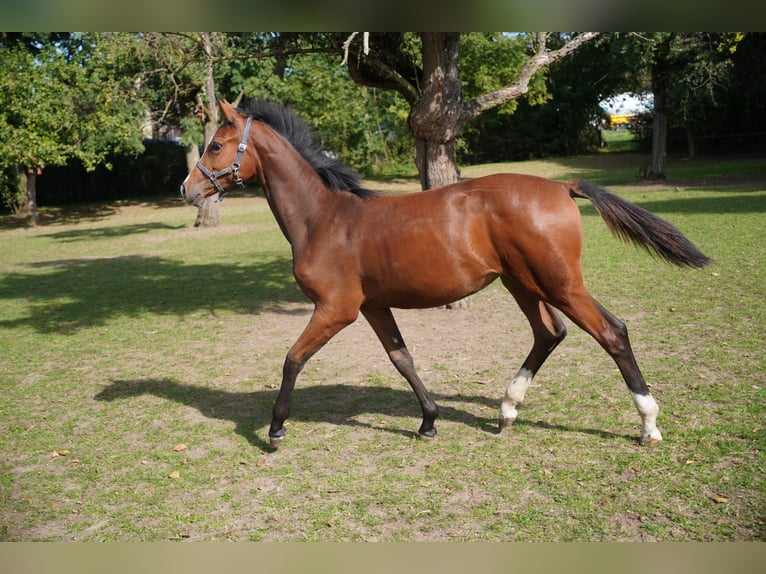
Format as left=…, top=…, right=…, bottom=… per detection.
left=219, top=99, right=239, bottom=124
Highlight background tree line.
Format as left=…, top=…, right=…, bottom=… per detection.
left=2, top=32, right=764, bottom=226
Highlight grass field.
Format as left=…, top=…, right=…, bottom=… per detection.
left=1, top=153, right=764, bottom=541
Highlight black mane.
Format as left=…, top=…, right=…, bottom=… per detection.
left=238, top=99, right=376, bottom=199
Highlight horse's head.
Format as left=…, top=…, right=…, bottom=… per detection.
left=180, top=100, right=260, bottom=206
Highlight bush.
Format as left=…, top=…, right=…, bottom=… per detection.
left=35, top=140, right=188, bottom=206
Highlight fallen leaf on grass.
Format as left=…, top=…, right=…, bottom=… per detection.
left=52, top=449, right=71, bottom=457
left=168, top=470, right=181, bottom=479
left=173, top=444, right=188, bottom=452
left=708, top=494, right=729, bottom=504
left=717, top=518, right=732, bottom=525
left=474, top=378, right=494, bottom=385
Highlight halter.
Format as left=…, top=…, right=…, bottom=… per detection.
left=195, top=116, right=253, bottom=201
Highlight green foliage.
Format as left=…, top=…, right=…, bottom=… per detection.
left=239, top=51, right=413, bottom=175
left=608, top=33, right=763, bottom=155
left=0, top=33, right=146, bottom=208
left=459, top=33, right=549, bottom=113
left=460, top=35, right=617, bottom=163
left=36, top=141, right=188, bottom=204
left=3, top=32, right=764, bottom=211
left=0, top=167, right=25, bottom=214
left=0, top=34, right=146, bottom=171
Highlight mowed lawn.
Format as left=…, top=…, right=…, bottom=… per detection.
left=0, top=154, right=764, bottom=541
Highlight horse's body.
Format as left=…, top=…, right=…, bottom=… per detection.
left=181, top=100, right=710, bottom=448
left=295, top=173, right=579, bottom=310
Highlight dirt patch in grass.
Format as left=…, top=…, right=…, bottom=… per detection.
left=245, top=287, right=531, bottom=427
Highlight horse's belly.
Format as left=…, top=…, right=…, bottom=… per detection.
left=361, top=259, right=498, bottom=309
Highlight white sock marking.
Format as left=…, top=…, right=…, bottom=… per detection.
left=500, top=368, right=534, bottom=423
left=632, top=392, right=662, bottom=442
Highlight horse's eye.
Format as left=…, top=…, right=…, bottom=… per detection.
left=210, top=142, right=223, bottom=152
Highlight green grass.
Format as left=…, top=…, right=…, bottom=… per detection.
left=0, top=155, right=764, bottom=541
left=601, top=128, right=639, bottom=153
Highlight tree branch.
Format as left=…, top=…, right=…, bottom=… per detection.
left=460, top=32, right=600, bottom=125
left=341, top=32, right=370, bottom=65
left=341, top=32, right=422, bottom=104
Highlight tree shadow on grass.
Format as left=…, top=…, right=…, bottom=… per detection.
left=95, top=378, right=629, bottom=452
left=0, top=254, right=304, bottom=333
left=40, top=222, right=186, bottom=242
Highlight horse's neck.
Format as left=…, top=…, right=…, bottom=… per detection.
left=254, top=132, right=333, bottom=247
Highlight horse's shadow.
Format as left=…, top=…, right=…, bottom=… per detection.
left=94, top=378, right=629, bottom=451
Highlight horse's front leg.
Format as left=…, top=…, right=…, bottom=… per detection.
left=268, top=305, right=357, bottom=447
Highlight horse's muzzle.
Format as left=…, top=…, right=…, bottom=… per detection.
left=180, top=183, right=203, bottom=207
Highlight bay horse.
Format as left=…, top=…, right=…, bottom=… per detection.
left=181, top=99, right=710, bottom=448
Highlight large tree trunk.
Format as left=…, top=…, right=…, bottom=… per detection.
left=184, top=136, right=219, bottom=227
left=184, top=143, right=200, bottom=173
left=413, top=139, right=459, bottom=190
left=193, top=115, right=221, bottom=227
left=20, top=166, right=39, bottom=227
left=194, top=197, right=221, bottom=227
left=649, top=87, right=668, bottom=179
left=648, top=34, right=673, bottom=180
left=409, top=33, right=462, bottom=191
left=194, top=120, right=221, bottom=227
left=195, top=32, right=221, bottom=227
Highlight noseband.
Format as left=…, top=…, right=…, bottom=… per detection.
left=196, top=116, right=253, bottom=201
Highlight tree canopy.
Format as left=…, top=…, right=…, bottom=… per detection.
left=1, top=32, right=763, bottom=221
left=0, top=33, right=146, bottom=222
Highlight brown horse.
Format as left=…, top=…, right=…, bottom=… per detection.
left=181, top=100, right=710, bottom=448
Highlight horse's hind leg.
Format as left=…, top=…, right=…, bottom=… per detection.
left=361, top=306, right=439, bottom=438
left=553, top=286, right=662, bottom=446
left=499, top=277, right=568, bottom=430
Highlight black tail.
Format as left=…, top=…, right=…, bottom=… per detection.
left=569, top=180, right=711, bottom=269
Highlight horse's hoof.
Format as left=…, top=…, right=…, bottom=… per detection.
left=498, top=416, right=514, bottom=431
left=269, top=435, right=284, bottom=448
left=268, top=428, right=286, bottom=448
left=638, top=434, right=662, bottom=447
left=418, top=428, right=437, bottom=440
